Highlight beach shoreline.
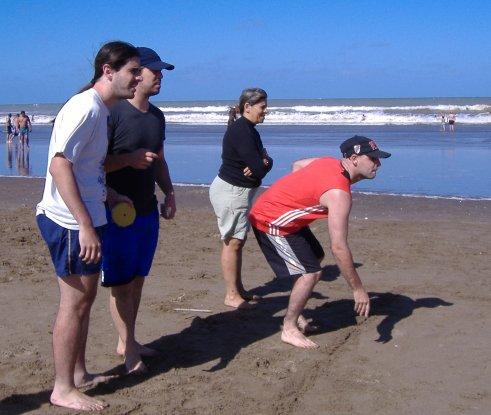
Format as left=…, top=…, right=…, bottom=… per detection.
left=3, top=119, right=491, bottom=199
left=0, top=177, right=490, bottom=414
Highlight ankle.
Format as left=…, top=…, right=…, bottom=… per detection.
left=52, top=381, right=76, bottom=395
left=124, top=340, right=139, bottom=353
left=225, top=292, right=243, bottom=300
left=283, top=319, right=299, bottom=332
left=73, top=369, right=88, bottom=381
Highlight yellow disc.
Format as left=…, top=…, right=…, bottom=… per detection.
left=111, top=202, right=136, bottom=227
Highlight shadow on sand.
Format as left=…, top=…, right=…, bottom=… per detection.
left=303, top=291, right=453, bottom=343
left=0, top=274, right=452, bottom=414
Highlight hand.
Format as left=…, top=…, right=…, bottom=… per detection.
left=243, top=166, right=252, bottom=177
left=106, top=189, right=134, bottom=210
left=128, top=148, right=159, bottom=169
left=160, top=192, right=176, bottom=219
left=353, top=287, right=370, bottom=317
left=78, top=225, right=101, bottom=264
left=261, top=148, right=271, bottom=167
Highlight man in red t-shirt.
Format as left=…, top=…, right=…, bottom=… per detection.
left=249, top=135, right=391, bottom=349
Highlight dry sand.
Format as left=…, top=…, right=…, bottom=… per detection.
left=0, top=177, right=490, bottom=414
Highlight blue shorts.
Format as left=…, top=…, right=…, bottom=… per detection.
left=101, top=208, right=159, bottom=287
left=36, top=213, right=105, bottom=277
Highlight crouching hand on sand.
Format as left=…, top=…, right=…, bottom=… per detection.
left=353, top=287, right=370, bottom=317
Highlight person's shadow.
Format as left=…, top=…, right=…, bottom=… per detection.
left=302, top=291, right=453, bottom=343
left=0, top=264, right=344, bottom=414
left=0, top=286, right=452, bottom=414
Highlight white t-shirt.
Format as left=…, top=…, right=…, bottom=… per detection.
left=37, top=88, right=109, bottom=230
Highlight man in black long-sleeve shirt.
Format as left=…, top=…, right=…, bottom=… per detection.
left=210, top=88, right=273, bottom=308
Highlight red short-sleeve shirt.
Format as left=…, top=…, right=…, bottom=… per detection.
left=249, top=157, right=351, bottom=236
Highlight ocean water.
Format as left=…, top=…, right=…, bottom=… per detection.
left=2, top=97, right=491, bottom=126
left=1, top=98, right=490, bottom=199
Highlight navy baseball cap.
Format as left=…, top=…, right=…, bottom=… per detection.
left=137, top=47, right=174, bottom=71
left=340, top=135, right=391, bottom=158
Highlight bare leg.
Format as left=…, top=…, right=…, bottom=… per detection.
left=221, top=238, right=253, bottom=309
left=281, top=271, right=322, bottom=349
left=110, top=281, right=147, bottom=374
left=50, top=274, right=107, bottom=411
left=115, top=277, right=161, bottom=357
left=74, top=312, right=116, bottom=388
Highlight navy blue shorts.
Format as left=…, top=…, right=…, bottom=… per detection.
left=101, top=208, right=159, bottom=287
left=252, top=226, right=324, bottom=278
left=36, top=214, right=105, bottom=277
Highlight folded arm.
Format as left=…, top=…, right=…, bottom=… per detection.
left=236, top=139, right=273, bottom=180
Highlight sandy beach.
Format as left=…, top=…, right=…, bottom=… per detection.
left=0, top=177, right=490, bottom=414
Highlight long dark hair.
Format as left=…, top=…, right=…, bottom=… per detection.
left=227, top=87, right=267, bottom=126
left=79, top=41, right=139, bottom=93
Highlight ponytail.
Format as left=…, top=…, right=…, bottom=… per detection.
left=227, top=106, right=239, bottom=127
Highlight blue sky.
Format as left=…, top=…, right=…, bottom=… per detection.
left=1, top=0, right=490, bottom=103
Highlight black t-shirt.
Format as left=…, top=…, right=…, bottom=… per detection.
left=218, top=116, right=273, bottom=188
left=106, top=100, right=165, bottom=215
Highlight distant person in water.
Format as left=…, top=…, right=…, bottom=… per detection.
left=16, top=111, right=32, bottom=146
left=5, top=113, right=14, bottom=142
left=448, top=113, right=456, bottom=132
left=440, top=114, right=446, bottom=132
left=11, top=114, right=19, bottom=140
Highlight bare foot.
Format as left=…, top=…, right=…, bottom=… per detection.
left=50, top=388, right=107, bottom=412
left=125, top=352, right=148, bottom=375
left=117, top=342, right=162, bottom=357
left=241, top=292, right=262, bottom=302
left=281, top=327, right=319, bottom=349
left=224, top=295, right=254, bottom=309
left=297, top=316, right=320, bottom=334
left=75, top=373, right=118, bottom=389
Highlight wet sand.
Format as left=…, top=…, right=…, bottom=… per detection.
left=0, top=177, right=490, bottom=414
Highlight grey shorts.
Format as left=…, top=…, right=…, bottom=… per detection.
left=209, top=176, right=258, bottom=240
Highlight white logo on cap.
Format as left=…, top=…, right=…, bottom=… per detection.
left=354, top=144, right=361, bottom=154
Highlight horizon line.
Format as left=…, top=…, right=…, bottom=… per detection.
left=1, top=96, right=491, bottom=107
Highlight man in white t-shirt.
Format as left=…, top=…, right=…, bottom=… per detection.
left=36, top=41, right=142, bottom=412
